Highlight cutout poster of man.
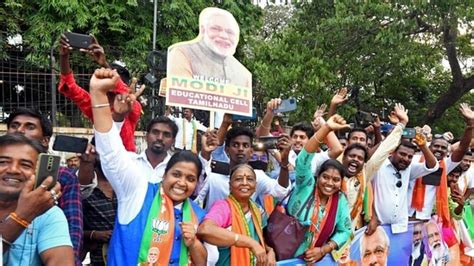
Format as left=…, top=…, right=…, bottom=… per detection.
left=166, top=7, right=252, bottom=120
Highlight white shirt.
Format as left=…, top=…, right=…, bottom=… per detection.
left=129, top=151, right=171, bottom=184
left=372, top=156, right=439, bottom=226
left=195, top=169, right=290, bottom=211
left=408, top=156, right=459, bottom=220
left=95, top=125, right=153, bottom=224
left=289, top=149, right=329, bottom=176
left=458, top=164, right=474, bottom=193
left=168, top=115, right=207, bottom=150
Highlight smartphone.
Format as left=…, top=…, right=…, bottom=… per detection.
left=402, top=128, right=416, bottom=139
left=255, top=136, right=279, bottom=150
left=232, top=107, right=257, bottom=121
left=35, top=154, right=61, bottom=189
left=273, top=98, right=297, bottom=113
left=64, top=32, right=93, bottom=49
left=422, top=168, right=442, bottom=186
left=52, top=135, right=89, bottom=153
left=211, top=160, right=230, bottom=175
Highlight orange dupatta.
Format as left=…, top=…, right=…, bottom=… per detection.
left=341, top=171, right=373, bottom=223
left=226, top=196, right=266, bottom=266
left=411, top=158, right=451, bottom=226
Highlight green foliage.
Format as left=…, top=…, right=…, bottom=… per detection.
left=246, top=1, right=473, bottom=136
left=0, top=0, right=261, bottom=72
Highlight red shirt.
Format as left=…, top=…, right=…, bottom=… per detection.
left=58, top=72, right=141, bottom=152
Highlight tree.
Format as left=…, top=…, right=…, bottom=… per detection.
left=0, top=0, right=262, bottom=128
left=246, top=1, right=473, bottom=134
left=0, top=0, right=261, bottom=71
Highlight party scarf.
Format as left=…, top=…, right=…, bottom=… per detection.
left=137, top=187, right=197, bottom=266
left=341, top=171, right=373, bottom=223
left=309, top=189, right=339, bottom=248
left=262, top=194, right=276, bottom=215
left=226, top=195, right=265, bottom=266
left=411, top=158, right=450, bottom=227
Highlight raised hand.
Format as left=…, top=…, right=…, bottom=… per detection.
left=330, top=87, right=349, bottom=106
left=413, top=128, right=427, bottom=147
left=326, top=114, right=350, bottom=131
left=459, top=103, right=474, bottom=126
left=266, top=98, right=282, bottom=113
left=201, top=129, right=219, bottom=154
left=90, top=68, right=120, bottom=93
left=388, top=103, right=409, bottom=126
left=59, top=34, right=72, bottom=56
left=311, top=104, right=327, bottom=131
left=80, top=35, right=108, bottom=67
left=112, top=78, right=146, bottom=116
left=276, top=134, right=292, bottom=160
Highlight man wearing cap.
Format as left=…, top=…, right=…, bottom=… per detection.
left=65, top=153, right=80, bottom=172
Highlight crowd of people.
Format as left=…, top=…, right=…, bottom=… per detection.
left=1, top=9, right=474, bottom=266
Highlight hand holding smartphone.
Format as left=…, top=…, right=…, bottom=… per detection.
left=273, top=98, right=297, bottom=113
left=63, top=32, right=93, bottom=49
left=34, top=154, right=61, bottom=189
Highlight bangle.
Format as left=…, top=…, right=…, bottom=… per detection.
left=261, top=123, right=270, bottom=130
left=9, top=212, right=30, bottom=228
left=315, top=137, right=324, bottom=144
left=233, top=233, right=239, bottom=246
left=90, top=230, right=96, bottom=240
left=280, top=162, right=289, bottom=169
left=92, top=103, right=110, bottom=108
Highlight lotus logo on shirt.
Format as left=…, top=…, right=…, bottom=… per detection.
left=152, top=219, right=170, bottom=234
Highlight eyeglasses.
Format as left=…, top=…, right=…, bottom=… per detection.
left=394, top=171, right=402, bottom=188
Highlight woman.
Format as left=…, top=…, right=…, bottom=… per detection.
left=89, top=69, right=207, bottom=265
left=287, top=114, right=352, bottom=264
left=198, top=164, right=276, bottom=266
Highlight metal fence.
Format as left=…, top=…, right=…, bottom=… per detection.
left=0, top=49, right=169, bottom=130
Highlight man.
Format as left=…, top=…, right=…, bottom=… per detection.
left=370, top=130, right=438, bottom=233
left=360, top=226, right=390, bottom=266
left=78, top=142, right=116, bottom=266
left=348, top=128, right=369, bottom=147
left=129, top=116, right=178, bottom=184
left=168, top=7, right=250, bottom=87
left=5, top=108, right=83, bottom=265
left=410, top=103, right=474, bottom=224
left=0, top=134, right=74, bottom=265
left=458, top=152, right=474, bottom=199
left=65, top=153, right=80, bottom=171
left=167, top=7, right=251, bottom=128
left=195, top=126, right=291, bottom=210
left=410, top=223, right=426, bottom=266
left=58, top=34, right=142, bottom=152
left=423, top=221, right=449, bottom=266
left=342, top=103, right=407, bottom=231
left=167, top=107, right=207, bottom=153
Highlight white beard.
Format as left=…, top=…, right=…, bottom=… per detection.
left=430, top=245, right=447, bottom=266
left=203, top=35, right=235, bottom=57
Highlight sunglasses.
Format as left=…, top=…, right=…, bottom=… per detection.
left=394, top=171, right=402, bottom=188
